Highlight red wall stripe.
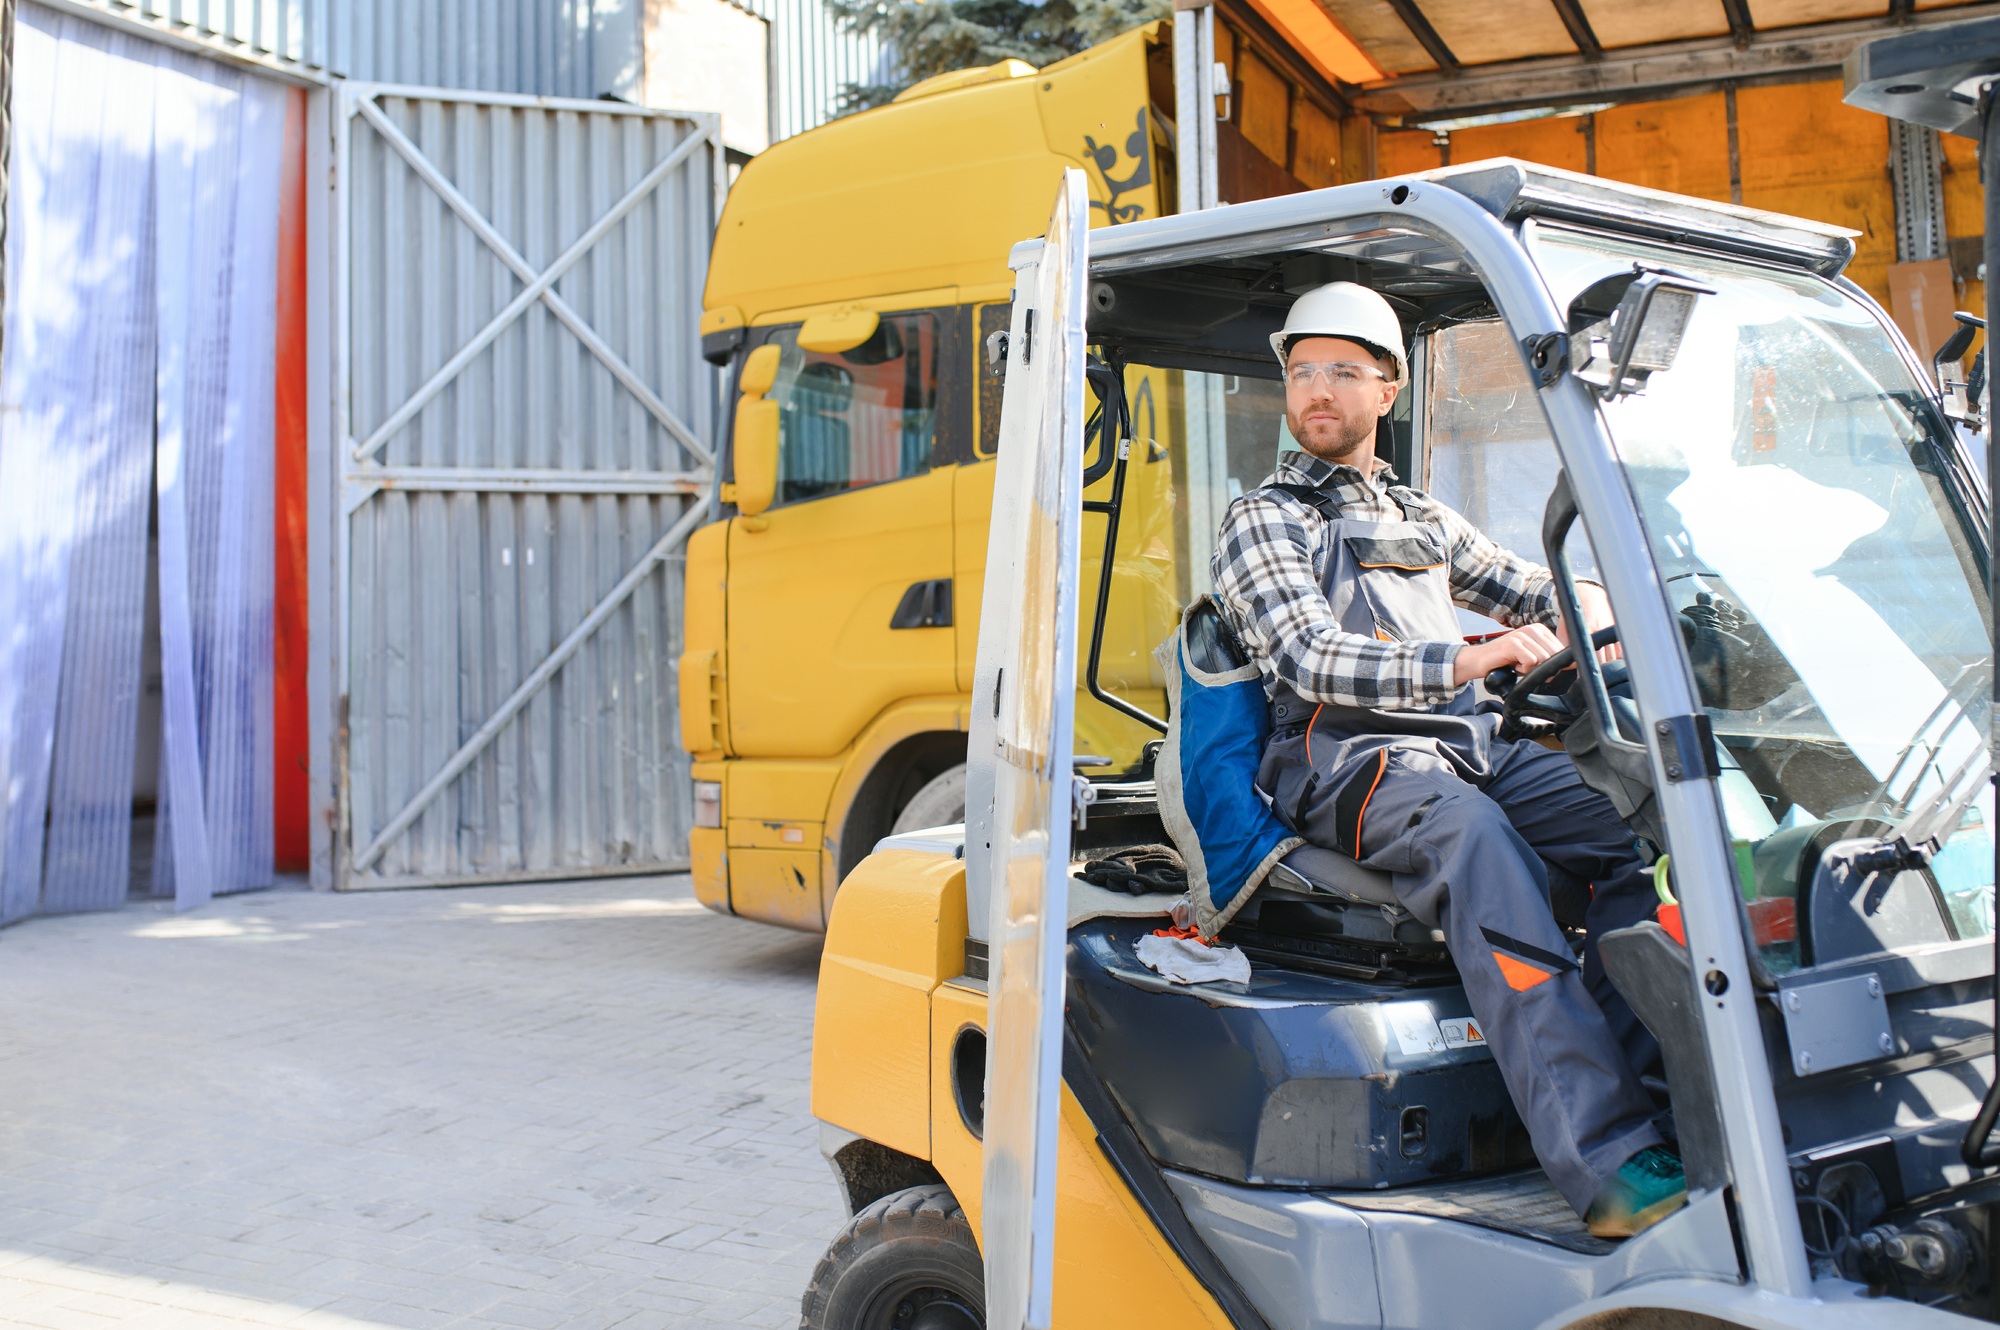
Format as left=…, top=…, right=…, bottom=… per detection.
left=273, top=86, right=310, bottom=873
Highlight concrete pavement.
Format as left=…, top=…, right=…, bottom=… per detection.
left=0, top=875, right=846, bottom=1329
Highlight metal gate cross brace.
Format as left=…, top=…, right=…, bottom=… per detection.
left=351, top=497, right=713, bottom=873
left=349, top=95, right=714, bottom=469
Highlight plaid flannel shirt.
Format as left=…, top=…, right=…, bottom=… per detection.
left=1211, top=452, right=1561, bottom=711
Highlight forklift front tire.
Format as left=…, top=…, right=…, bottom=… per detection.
left=801, top=1183, right=984, bottom=1330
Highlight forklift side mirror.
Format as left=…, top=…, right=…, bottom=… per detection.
left=1567, top=265, right=1714, bottom=400
left=732, top=344, right=782, bottom=516
left=1935, top=313, right=1986, bottom=430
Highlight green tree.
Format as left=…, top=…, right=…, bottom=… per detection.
left=831, top=0, right=1168, bottom=112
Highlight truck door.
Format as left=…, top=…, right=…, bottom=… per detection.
left=724, top=309, right=959, bottom=767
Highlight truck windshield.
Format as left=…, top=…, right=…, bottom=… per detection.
left=1531, top=226, right=1994, bottom=970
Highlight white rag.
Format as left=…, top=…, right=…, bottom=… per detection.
left=1134, top=932, right=1252, bottom=986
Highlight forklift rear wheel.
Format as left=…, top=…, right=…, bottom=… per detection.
left=801, top=1183, right=983, bottom=1330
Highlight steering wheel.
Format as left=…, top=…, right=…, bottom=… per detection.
left=1484, top=626, right=1624, bottom=741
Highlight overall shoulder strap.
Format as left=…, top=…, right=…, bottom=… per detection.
left=1384, top=486, right=1427, bottom=523
left=1263, top=482, right=1343, bottom=522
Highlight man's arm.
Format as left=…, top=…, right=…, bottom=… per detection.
left=1212, top=493, right=1461, bottom=710
left=1429, top=501, right=1559, bottom=626
left=1427, top=497, right=1620, bottom=661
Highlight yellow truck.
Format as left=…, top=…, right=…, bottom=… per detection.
left=679, top=5, right=1975, bottom=933
left=680, top=24, right=1191, bottom=930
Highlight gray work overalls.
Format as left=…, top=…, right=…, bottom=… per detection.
left=1252, top=482, right=1663, bottom=1215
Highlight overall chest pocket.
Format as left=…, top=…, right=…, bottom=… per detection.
left=1342, top=531, right=1454, bottom=643
left=1344, top=533, right=1445, bottom=572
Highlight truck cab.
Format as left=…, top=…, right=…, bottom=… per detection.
left=679, top=25, right=1175, bottom=930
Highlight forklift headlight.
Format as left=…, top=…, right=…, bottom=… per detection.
left=694, top=780, right=722, bottom=829
left=1567, top=266, right=1715, bottom=399
left=1620, top=282, right=1700, bottom=372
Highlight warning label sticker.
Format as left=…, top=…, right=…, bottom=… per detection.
left=1381, top=1002, right=1445, bottom=1055
left=1438, top=1017, right=1487, bottom=1050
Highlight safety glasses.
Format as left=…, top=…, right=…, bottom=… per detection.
left=1284, top=361, right=1390, bottom=389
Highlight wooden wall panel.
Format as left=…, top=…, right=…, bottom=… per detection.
left=1736, top=79, right=1893, bottom=302
left=1594, top=92, right=1732, bottom=202
left=1294, top=98, right=1342, bottom=190
left=1376, top=128, right=1443, bottom=177
left=1237, top=48, right=1292, bottom=166
left=1450, top=113, right=1589, bottom=173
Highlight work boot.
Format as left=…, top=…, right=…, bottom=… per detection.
left=1584, top=1145, right=1687, bottom=1238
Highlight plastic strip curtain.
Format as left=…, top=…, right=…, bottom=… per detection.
left=150, top=50, right=283, bottom=910
left=0, top=9, right=157, bottom=922
left=0, top=5, right=280, bottom=920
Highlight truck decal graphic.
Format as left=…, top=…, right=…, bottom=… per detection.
left=1085, top=109, right=1153, bottom=224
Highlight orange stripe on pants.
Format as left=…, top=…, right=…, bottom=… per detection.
left=1493, top=951, right=1555, bottom=992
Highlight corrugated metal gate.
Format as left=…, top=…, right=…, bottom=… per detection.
left=331, top=85, right=719, bottom=888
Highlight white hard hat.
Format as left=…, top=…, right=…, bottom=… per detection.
left=1271, top=282, right=1408, bottom=387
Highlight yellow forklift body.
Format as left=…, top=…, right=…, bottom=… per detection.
left=813, top=846, right=1234, bottom=1328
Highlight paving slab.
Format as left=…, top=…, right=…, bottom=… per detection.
left=0, top=876, right=846, bottom=1329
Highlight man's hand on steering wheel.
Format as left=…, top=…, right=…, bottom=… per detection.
left=1452, top=624, right=1562, bottom=686
left=1558, top=581, right=1623, bottom=664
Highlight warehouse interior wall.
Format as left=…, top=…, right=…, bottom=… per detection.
left=0, top=4, right=289, bottom=921
left=1368, top=77, right=1942, bottom=325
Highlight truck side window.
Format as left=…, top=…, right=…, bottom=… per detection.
left=975, top=303, right=1009, bottom=458
left=762, top=311, right=940, bottom=505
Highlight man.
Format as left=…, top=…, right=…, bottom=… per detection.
left=1211, top=281, right=1685, bottom=1238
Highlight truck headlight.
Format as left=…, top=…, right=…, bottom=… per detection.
left=694, top=780, right=722, bottom=829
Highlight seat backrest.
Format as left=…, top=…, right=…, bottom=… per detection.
left=1152, top=598, right=1303, bottom=938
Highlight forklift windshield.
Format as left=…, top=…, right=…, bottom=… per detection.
left=1530, top=226, right=1995, bottom=971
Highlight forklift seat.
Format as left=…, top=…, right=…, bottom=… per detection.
left=1225, top=843, right=1450, bottom=975
left=1269, top=841, right=1402, bottom=908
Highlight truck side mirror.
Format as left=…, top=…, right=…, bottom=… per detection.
left=733, top=344, right=781, bottom=517
left=1935, top=312, right=1986, bottom=431
left=798, top=305, right=879, bottom=354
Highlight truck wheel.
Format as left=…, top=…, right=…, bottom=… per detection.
left=890, top=764, right=966, bottom=835
left=800, top=1183, right=983, bottom=1330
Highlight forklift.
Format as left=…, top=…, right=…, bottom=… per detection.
left=799, top=27, right=2000, bottom=1324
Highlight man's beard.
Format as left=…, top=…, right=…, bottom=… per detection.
left=1288, top=409, right=1377, bottom=463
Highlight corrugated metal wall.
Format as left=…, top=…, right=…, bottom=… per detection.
left=67, top=0, right=883, bottom=135
left=59, top=0, right=641, bottom=97
left=734, top=0, right=889, bottom=141
left=61, top=0, right=327, bottom=69
left=335, top=88, right=718, bottom=886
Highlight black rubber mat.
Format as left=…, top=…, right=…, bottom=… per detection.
left=1331, top=1169, right=1616, bottom=1255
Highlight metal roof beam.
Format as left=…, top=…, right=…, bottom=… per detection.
left=1383, top=0, right=1459, bottom=72
left=1355, top=2, right=2000, bottom=120
left=1549, top=0, right=1604, bottom=58
left=1720, top=0, right=1757, bottom=47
